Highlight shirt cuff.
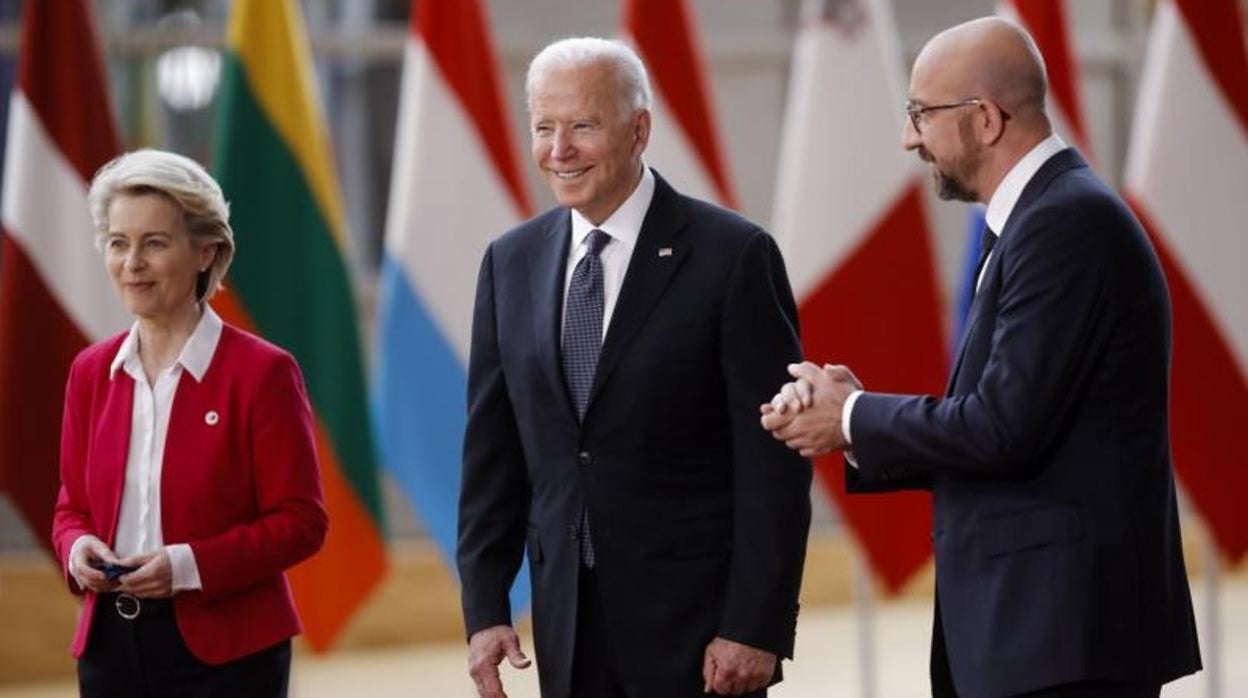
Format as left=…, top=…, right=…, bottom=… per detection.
left=843, top=390, right=864, bottom=469
left=167, top=544, right=202, bottom=592
left=843, top=390, right=863, bottom=444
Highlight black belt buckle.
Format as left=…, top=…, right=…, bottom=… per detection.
left=114, top=593, right=141, bottom=620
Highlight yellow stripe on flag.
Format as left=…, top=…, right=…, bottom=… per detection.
left=226, top=0, right=349, bottom=248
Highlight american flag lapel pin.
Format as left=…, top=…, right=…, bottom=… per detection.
left=658, top=247, right=673, bottom=257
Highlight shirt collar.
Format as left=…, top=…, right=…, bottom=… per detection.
left=984, top=133, right=1068, bottom=235
left=109, top=305, right=224, bottom=383
left=569, top=163, right=655, bottom=252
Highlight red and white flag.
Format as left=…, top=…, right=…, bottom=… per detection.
left=998, top=0, right=1094, bottom=161
left=1124, top=0, right=1248, bottom=563
left=771, top=0, right=945, bottom=593
left=0, top=1, right=124, bottom=554
left=375, top=0, right=532, bottom=592
left=622, top=0, right=737, bottom=208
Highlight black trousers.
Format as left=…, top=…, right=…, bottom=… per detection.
left=78, top=594, right=290, bottom=698
left=570, top=568, right=767, bottom=698
left=1018, top=681, right=1161, bottom=697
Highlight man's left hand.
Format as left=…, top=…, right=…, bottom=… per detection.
left=116, top=549, right=173, bottom=599
left=702, top=636, right=776, bottom=695
left=760, top=362, right=862, bottom=457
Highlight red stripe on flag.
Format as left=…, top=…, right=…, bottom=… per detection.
left=16, top=0, right=120, bottom=181
left=0, top=0, right=119, bottom=558
left=1010, top=0, right=1093, bottom=155
left=416, top=0, right=531, bottom=217
left=799, top=182, right=944, bottom=592
left=624, top=0, right=737, bottom=208
left=0, top=238, right=90, bottom=553
left=1174, top=0, right=1248, bottom=136
left=1128, top=196, right=1248, bottom=563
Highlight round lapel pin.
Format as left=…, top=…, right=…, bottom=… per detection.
left=205, top=410, right=219, bottom=426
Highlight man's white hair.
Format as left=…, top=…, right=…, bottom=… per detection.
left=526, top=37, right=653, bottom=114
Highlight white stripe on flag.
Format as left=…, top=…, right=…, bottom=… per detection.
left=641, top=88, right=725, bottom=207
left=1, top=92, right=128, bottom=342
left=772, top=9, right=918, bottom=300
left=384, top=38, right=527, bottom=363
left=1124, top=2, right=1248, bottom=374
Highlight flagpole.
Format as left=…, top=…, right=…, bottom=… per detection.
left=853, top=545, right=877, bottom=698
left=1204, top=526, right=1221, bottom=698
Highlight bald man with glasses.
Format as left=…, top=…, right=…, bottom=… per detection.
left=763, top=17, right=1201, bottom=698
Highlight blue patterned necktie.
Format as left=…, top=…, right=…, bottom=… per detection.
left=562, top=228, right=610, bottom=567
left=563, top=228, right=610, bottom=418
left=974, top=225, right=998, bottom=293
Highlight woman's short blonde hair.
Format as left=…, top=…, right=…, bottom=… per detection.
left=87, top=149, right=235, bottom=302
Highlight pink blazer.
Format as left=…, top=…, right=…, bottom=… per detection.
left=52, top=324, right=328, bottom=664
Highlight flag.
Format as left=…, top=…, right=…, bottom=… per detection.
left=0, top=0, right=124, bottom=556
left=956, top=0, right=1095, bottom=338
left=622, top=0, right=737, bottom=207
left=1000, top=0, right=1094, bottom=157
left=213, top=0, right=387, bottom=651
left=1123, top=0, right=1248, bottom=563
left=771, top=0, right=943, bottom=594
left=374, top=0, right=533, bottom=610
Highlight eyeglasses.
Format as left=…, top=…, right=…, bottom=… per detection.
left=905, top=98, right=982, bottom=133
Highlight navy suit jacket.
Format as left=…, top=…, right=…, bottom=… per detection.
left=847, top=149, right=1200, bottom=696
left=458, top=171, right=812, bottom=698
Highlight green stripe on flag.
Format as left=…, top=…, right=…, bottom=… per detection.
left=213, top=54, right=384, bottom=527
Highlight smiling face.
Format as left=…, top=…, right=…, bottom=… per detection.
left=529, top=61, right=650, bottom=225
left=104, top=192, right=215, bottom=323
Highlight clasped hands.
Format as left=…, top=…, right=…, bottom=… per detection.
left=68, top=534, right=175, bottom=598
left=760, top=361, right=863, bottom=457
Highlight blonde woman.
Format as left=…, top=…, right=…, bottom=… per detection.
left=52, top=149, right=327, bottom=696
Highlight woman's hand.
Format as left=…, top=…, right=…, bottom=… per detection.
left=117, top=549, right=174, bottom=599
left=68, top=535, right=122, bottom=594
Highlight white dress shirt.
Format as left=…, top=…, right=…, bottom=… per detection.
left=841, top=134, right=1069, bottom=449
left=562, top=165, right=655, bottom=339
left=978, top=133, right=1068, bottom=291
left=70, top=306, right=223, bottom=592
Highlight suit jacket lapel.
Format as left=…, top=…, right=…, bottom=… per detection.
left=586, top=173, right=689, bottom=413
left=530, top=211, right=577, bottom=422
left=945, top=148, right=1087, bottom=395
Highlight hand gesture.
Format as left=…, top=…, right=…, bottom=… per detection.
left=68, top=535, right=121, bottom=594
left=468, top=624, right=531, bottom=698
left=116, top=549, right=173, bottom=599
left=703, top=636, right=776, bottom=695
left=761, top=362, right=863, bottom=457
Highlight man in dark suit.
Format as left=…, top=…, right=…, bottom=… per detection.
left=762, top=18, right=1201, bottom=697
left=457, top=37, right=811, bottom=698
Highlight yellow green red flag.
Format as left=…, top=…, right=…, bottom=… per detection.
left=212, top=0, right=387, bottom=651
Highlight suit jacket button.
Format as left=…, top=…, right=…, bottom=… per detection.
left=577, top=451, right=592, bottom=466
left=568, top=525, right=579, bottom=541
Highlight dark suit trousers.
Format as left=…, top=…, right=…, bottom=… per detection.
left=78, top=593, right=291, bottom=698
left=931, top=599, right=957, bottom=698
left=1017, top=682, right=1160, bottom=697
left=572, top=568, right=767, bottom=698
left=571, top=567, right=628, bottom=698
